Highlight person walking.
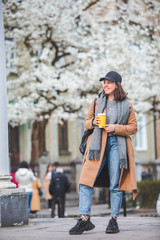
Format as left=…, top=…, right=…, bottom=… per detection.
left=10, top=165, right=19, bottom=188
left=15, top=161, right=36, bottom=214
left=49, top=166, right=70, bottom=218
left=69, top=71, right=138, bottom=235
left=31, top=171, right=42, bottom=213
left=51, top=162, right=60, bottom=178
left=43, top=164, right=53, bottom=209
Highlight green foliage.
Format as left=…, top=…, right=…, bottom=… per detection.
left=137, top=181, right=160, bottom=208
left=126, top=181, right=160, bottom=208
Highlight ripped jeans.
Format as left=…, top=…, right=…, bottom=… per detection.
left=79, top=136, right=122, bottom=218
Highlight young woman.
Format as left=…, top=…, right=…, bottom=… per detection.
left=43, top=164, right=53, bottom=209
left=69, top=71, right=138, bottom=235
left=31, top=171, right=42, bottom=213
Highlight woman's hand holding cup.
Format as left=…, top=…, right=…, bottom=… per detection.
left=93, top=116, right=101, bottom=126
left=93, top=114, right=115, bottom=132
left=93, top=114, right=107, bottom=128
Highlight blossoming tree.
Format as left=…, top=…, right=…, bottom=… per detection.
left=3, top=0, right=160, bottom=159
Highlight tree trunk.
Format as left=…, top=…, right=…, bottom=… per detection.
left=31, top=119, right=48, bottom=162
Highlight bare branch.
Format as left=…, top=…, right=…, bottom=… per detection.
left=83, top=0, right=100, bottom=11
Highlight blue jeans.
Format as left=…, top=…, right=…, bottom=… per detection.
left=79, top=136, right=122, bottom=218
left=28, top=192, right=32, bottom=214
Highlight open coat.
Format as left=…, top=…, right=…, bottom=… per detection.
left=31, top=177, right=42, bottom=212
left=43, top=173, right=52, bottom=200
left=79, top=98, right=138, bottom=200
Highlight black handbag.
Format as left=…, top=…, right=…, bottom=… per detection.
left=79, top=98, right=97, bottom=155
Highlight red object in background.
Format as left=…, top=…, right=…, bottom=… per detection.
left=10, top=172, right=19, bottom=188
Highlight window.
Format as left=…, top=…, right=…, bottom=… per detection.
left=136, top=114, right=147, bottom=151
left=58, top=120, right=69, bottom=154
left=5, top=39, right=16, bottom=71
left=8, top=125, right=19, bottom=164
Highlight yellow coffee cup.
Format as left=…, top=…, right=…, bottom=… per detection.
left=98, top=113, right=106, bottom=128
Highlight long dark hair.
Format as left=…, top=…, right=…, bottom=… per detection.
left=114, top=82, right=128, bottom=101
left=45, top=164, right=53, bottom=176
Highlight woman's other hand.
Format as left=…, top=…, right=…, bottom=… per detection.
left=102, top=124, right=115, bottom=133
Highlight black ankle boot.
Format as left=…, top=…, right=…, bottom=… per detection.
left=105, top=217, right=120, bottom=233
left=69, top=217, right=95, bottom=235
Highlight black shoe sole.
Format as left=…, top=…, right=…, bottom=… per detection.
left=69, top=223, right=95, bottom=235
left=105, top=229, right=119, bottom=234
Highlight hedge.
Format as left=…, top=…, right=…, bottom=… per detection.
left=136, top=181, right=160, bottom=208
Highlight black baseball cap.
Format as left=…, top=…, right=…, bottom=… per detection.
left=99, top=71, right=122, bottom=83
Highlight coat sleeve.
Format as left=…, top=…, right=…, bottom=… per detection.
left=65, top=176, right=70, bottom=193
left=114, top=102, right=138, bottom=136
left=49, top=178, right=54, bottom=196
left=84, top=99, right=97, bottom=130
left=37, top=178, right=42, bottom=189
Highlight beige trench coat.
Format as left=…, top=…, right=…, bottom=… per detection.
left=43, top=174, right=52, bottom=200
left=79, top=98, right=138, bottom=200
left=31, top=177, right=42, bottom=211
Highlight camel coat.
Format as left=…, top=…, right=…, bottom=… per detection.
left=31, top=177, right=42, bottom=212
left=43, top=174, right=52, bottom=200
left=79, top=98, right=138, bottom=200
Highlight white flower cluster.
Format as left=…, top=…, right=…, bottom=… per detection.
left=3, top=0, right=160, bottom=125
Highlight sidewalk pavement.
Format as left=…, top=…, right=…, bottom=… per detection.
left=0, top=205, right=160, bottom=240
left=34, top=204, right=158, bottom=218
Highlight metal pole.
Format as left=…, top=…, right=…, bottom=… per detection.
left=123, top=191, right=127, bottom=217
left=153, top=97, right=157, bottom=160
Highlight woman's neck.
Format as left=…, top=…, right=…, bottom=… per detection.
left=108, top=94, right=115, bottom=101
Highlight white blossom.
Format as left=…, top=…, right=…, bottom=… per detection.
left=3, top=0, right=160, bottom=125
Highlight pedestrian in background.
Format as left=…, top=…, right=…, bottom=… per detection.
left=69, top=71, right=137, bottom=235
left=43, top=164, right=53, bottom=209
left=10, top=165, right=19, bottom=188
left=31, top=170, right=42, bottom=214
left=51, top=161, right=60, bottom=178
left=15, top=161, right=36, bottom=214
left=141, top=167, right=152, bottom=181
left=49, top=166, right=70, bottom=218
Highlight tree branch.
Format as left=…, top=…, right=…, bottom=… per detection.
left=83, top=0, right=100, bottom=11
left=62, top=105, right=82, bottom=113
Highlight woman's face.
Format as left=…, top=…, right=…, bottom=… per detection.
left=103, top=80, right=117, bottom=96
left=48, top=165, right=53, bottom=172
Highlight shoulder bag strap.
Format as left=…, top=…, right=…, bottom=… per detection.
left=93, top=98, right=97, bottom=118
